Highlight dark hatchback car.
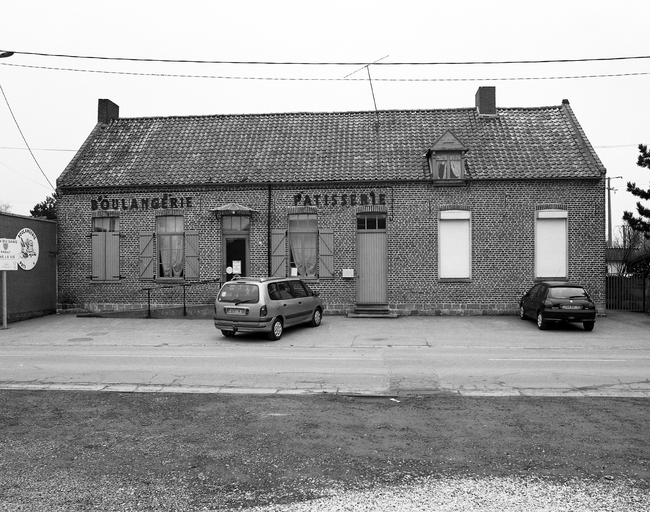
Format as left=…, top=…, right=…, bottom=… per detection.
left=519, top=281, right=597, bottom=331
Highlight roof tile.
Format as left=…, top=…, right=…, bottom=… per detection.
left=58, top=105, right=606, bottom=188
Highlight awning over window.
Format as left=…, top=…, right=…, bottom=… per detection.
left=211, top=203, right=259, bottom=216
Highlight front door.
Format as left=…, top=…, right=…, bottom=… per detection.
left=223, top=236, right=248, bottom=281
left=356, top=214, right=388, bottom=304
left=222, top=215, right=251, bottom=282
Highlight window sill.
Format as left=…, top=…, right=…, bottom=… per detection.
left=431, top=179, right=468, bottom=187
left=438, top=278, right=472, bottom=283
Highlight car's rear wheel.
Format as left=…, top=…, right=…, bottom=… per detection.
left=519, top=306, right=526, bottom=320
left=537, top=312, right=547, bottom=330
left=583, top=321, right=595, bottom=331
left=221, top=330, right=235, bottom=338
left=309, top=307, right=322, bottom=327
left=268, top=318, right=283, bottom=340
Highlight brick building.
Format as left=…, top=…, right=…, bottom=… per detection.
left=56, top=87, right=607, bottom=316
left=1, top=212, right=57, bottom=323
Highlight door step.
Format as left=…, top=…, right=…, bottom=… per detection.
left=347, top=304, right=398, bottom=319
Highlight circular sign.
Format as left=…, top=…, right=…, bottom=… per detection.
left=16, top=228, right=39, bottom=271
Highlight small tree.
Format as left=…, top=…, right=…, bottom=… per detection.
left=30, top=193, right=58, bottom=220
left=623, top=144, right=650, bottom=239
left=610, top=224, right=644, bottom=275
left=0, top=201, right=11, bottom=213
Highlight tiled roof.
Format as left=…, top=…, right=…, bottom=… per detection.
left=57, top=103, right=606, bottom=188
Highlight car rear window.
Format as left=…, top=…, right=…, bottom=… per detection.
left=547, top=287, right=588, bottom=299
left=218, top=283, right=260, bottom=304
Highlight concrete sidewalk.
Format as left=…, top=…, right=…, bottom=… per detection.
left=1, top=309, right=649, bottom=348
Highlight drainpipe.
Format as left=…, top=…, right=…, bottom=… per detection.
left=267, top=185, right=272, bottom=276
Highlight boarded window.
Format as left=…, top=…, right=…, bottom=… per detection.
left=535, top=210, right=568, bottom=279
left=439, top=210, right=471, bottom=279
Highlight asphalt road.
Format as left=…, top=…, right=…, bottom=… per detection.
left=1, top=311, right=649, bottom=396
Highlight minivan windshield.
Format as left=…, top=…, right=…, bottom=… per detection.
left=218, top=283, right=260, bottom=304
left=548, top=287, right=588, bottom=299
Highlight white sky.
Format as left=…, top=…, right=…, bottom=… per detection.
left=1, top=0, right=648, bottom=242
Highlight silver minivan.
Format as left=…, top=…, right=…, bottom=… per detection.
left=214, top=277, right=324, bottom=340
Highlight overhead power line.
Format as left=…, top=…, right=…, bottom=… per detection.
left=0, top=83, right=56, bottom=191
left=2, top=49, right=650, bottom=66
left=2, top=62, right=649, bottom=82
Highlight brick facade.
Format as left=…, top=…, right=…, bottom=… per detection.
left=57, top=177, right=606, bottom=315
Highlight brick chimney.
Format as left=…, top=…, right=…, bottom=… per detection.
left=475, top=86, right=496, bottom=116
left=98, top=99, right=119, bottom=124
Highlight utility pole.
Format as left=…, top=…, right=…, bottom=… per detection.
left=607, top=176, right=623, bottom=247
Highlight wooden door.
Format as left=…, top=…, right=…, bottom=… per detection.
left=356, top=215, right=387, bottom=304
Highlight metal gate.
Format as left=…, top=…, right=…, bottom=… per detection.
left=606, top=273, right=646, bottom=311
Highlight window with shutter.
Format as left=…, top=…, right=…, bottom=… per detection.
left=156, top=215, right=184, bottom=279
left=288, top=214, right=318, bottom=277
left=91, top=217, right=120, bottom=281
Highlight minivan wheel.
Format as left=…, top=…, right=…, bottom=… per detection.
left=537, top=312, right=547, bottom=330
left=221, top=330, right=235, bottom=338
left=310, top=307, right=322, bottom=327
left=583, top=321, right=595, bottom=331
left=268, top=319, right=283, bottom=341
left=519, top=306, right=526, bottom=320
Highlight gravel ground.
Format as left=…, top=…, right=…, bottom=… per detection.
left=237, top=476, right=650, bottom=511
left=1, top=391, right=649, bottom=511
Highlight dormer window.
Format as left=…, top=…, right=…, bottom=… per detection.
left=427, top=130, right=468, bottom=181
left=434, top=152, right=464, bottom=179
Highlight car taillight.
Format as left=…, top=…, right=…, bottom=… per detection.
left=260, top=305, right=267, bottom=317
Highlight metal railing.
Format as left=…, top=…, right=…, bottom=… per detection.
left=141, top=279, right=222, bottom=318
left=606, top=273, right=646, bottom=311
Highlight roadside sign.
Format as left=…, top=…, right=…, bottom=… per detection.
left=0, top=238, right=19, bottom=271
left=0, top=260, right=17, bottom=271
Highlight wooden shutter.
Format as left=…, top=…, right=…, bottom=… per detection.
left=139, top=232, right=155, bottom=280
left=185, top=230, right=200, bottom=281
left=90, top=232, right=104, bottom=280
left=318, top=229, right=334, bottom=278
left=270, top=229, right=287, bottom=277
left=106, top=232, right=121, bottom=281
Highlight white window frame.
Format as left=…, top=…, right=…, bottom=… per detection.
left=438, top=210, right=471, bottom=280
left=535, top=210, right=568, bottom=279
left=156, top=215, right=185, bottom=280
left=288, top=213, right=319, bottom=278
left=431, top=152, right=465, bottom=180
